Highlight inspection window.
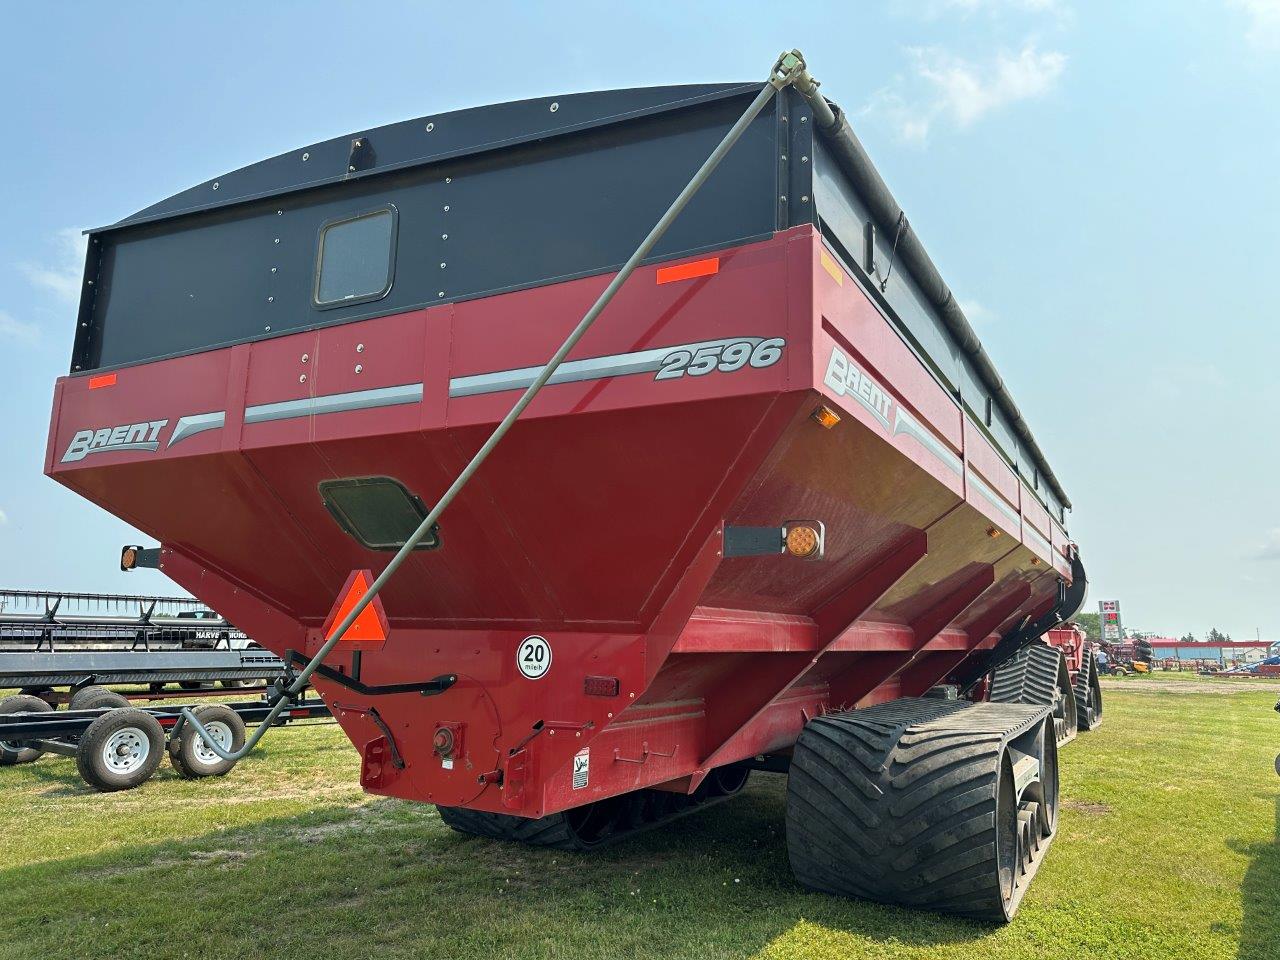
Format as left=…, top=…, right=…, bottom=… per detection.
left=313, top=206, right=397, bottom=308
left=319, top=476, right=440, bottom=551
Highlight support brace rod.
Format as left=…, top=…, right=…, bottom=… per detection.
left=176, top=50, right=820, bottom=761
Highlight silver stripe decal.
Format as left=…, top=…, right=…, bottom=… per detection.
left=967, top=468, right=1021, bottom=527
left=891, top=408, right=962, bottom=475
left=448, top=338, right=762, bottom=398
left=169, top=411, right=226, bottom=447
left=244, top=383, right=423, bottom=425
left=1024, top=523, right=1052, bottom=556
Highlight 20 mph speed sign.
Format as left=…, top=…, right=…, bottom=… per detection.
left=517, top=635, right=552, bottom=679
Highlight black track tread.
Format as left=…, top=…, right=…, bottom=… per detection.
left=786, top=698, right=1053, bottom=922
left=990, top=642, right=1077, bottom=744
left=1074, top=649, right=1104, bottom=731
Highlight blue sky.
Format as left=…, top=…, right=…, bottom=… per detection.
left=1, top=1, right=1277, bottom=639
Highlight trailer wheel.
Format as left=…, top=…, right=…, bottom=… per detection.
left=168, top=705, right=245, bottom=778
left=72, top=688, right=131, bottom=711
left=75, top=709, right=164, bottom=791
left=17, top=687, right=58, bottom=708
left=0, top=694, right=54, bottom=765
left=785, top=698, right=1057, bottom=922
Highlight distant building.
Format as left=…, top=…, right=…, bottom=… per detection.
left=1145, top=639, right=1274, bottom=664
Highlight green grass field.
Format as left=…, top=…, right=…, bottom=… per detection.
left=2, top=677, right=1278, bottom=960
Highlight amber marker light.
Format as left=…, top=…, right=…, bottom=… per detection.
left=783, top=521, right=825, bottom=560
left=120, top=545, right=138, bottom=571
left=811, top=405, right=841, bottom=429
left=986, top=527, right=1002, bottom=539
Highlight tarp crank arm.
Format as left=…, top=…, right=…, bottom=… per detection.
left=174, top=49, right=820, bottom=761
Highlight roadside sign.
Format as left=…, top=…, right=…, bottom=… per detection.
left=1099, top=599, right=1123, bottom=641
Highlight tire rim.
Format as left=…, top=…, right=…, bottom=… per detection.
left=1, top=739, right=24, bottom=753
left=191, top=720, right=232, bottom=766
left=102, top=727, right=150, bottom=774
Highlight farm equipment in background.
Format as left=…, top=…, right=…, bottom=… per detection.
left=0, top=694, right=329, bottom=790
left=1102, top=638, right=1153, bottom=675
left=40, top=53, right=1085, bottom=921
left=984, top=623, right=1102, bottom=745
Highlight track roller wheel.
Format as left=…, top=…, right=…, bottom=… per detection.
left=438, top=764, right=751, bottom=851
left=75, top=708, right=164, bottom=792
left=0, top=694, right=54, bottom=765
left=990, top=642, right=1078, bottom=746
left=785, top=697, right=1058, bottom=922
left=1074, top=648, right=1104, bottom=731
left=168, top=704, right=246, bottom=778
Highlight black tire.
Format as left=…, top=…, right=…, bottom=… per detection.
left=72, top=689, right=131, bottom=711
left=17, top=687, right=58, bottom=708
left=220, top=679, right=255, bottom=689
left=1074, top=649, right=1104, bottom=731
left=75, top=709, right=164, bottom=791
left=990, top=642, right=1078, bottom=745
left=0, top=694, right=53, bottom=765
left=70, top=685, right=116, bottom=710
left=785, top=698, right=1057, bottom=922
left=168, top=704, right=246, bottom=778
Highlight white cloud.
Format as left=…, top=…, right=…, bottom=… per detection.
left=915, top=43, right=1067, bottom=128
left=19, top=227, right=87, bottom=306
left=959, top=299, right=995, bottom=328
left=1255, top=528, right=1280, bottom=560
left=0, top=309, right=39, bottom=345
left=865, top=42, right=1066, bottom=144
left=1231, top=0, right=1280, bottom=49
left=0, top=507, right=7, bottom=525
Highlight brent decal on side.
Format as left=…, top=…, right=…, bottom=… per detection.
left=61, top=420, right=168, bottom=463
left=823, top=345, right=892, bottom=428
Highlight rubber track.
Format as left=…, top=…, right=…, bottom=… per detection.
left=990, top=642, right=1077, bottom=745
left=786, top=698, right=1052, bottom=922
left=437, top=778, right=748, bottom=852
left=1074, top=648, right=1104, bottom=731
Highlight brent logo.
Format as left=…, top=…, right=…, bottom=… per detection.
left=61, top=420, right=169, bottom=463
left=823, top=346, right=892, bottom=428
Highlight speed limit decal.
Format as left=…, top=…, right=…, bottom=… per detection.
left=517, top=635, right=552, bottom=680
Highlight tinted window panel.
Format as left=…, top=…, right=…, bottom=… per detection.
left=315, top=209, right=395, bottom=306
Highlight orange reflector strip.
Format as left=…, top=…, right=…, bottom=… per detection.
left=656, top=257, right=719, bottom=285
left=88, top=373, right=117, bottom=390
left=820, top=251, right=844, bottom=286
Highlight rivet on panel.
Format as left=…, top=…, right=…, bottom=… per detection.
left=356, top=343, right=364, bottom=352
left=355, top=364, right=363, bottom=374
left=443, top=205, right=450, bottom=212
left=212, top=182, right=220, bottom=190
left=267, top=296, right=274, bottom=302
left=299, top=374, right=307, bottom=383
left=302, top=152, right=310, bottom=161
left=441, top=233, right=448, bottom=240
left=549, top=102, right=559, bottom=112
left=426, top=122, right=435, bottom=132
left=301, top=354, right=309, bottom=363
left=439, top=262, right=447, bottom=269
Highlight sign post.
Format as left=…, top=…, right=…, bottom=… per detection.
left=1099, top=600, right=1123, bottom=641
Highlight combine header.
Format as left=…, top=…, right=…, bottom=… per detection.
left=44, top=53, right=1084, bottom=920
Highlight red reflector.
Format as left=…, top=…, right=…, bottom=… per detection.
left=584, top=675, right=620, bottom=697
left=88, top=373, right=117, bottom=390
left=656, top=257, right=719, bottom=284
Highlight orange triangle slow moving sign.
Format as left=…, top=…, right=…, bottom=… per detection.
left=323, top=569, right=389, bottom=647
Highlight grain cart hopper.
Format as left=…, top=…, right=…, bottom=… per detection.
left=44, top=53, right=1085, bottom=920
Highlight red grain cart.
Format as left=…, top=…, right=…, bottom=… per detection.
left=44, top=57, right=1084, bottom=920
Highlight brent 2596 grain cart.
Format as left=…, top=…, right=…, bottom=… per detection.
left=45, top=53, right=1085, bottom=921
